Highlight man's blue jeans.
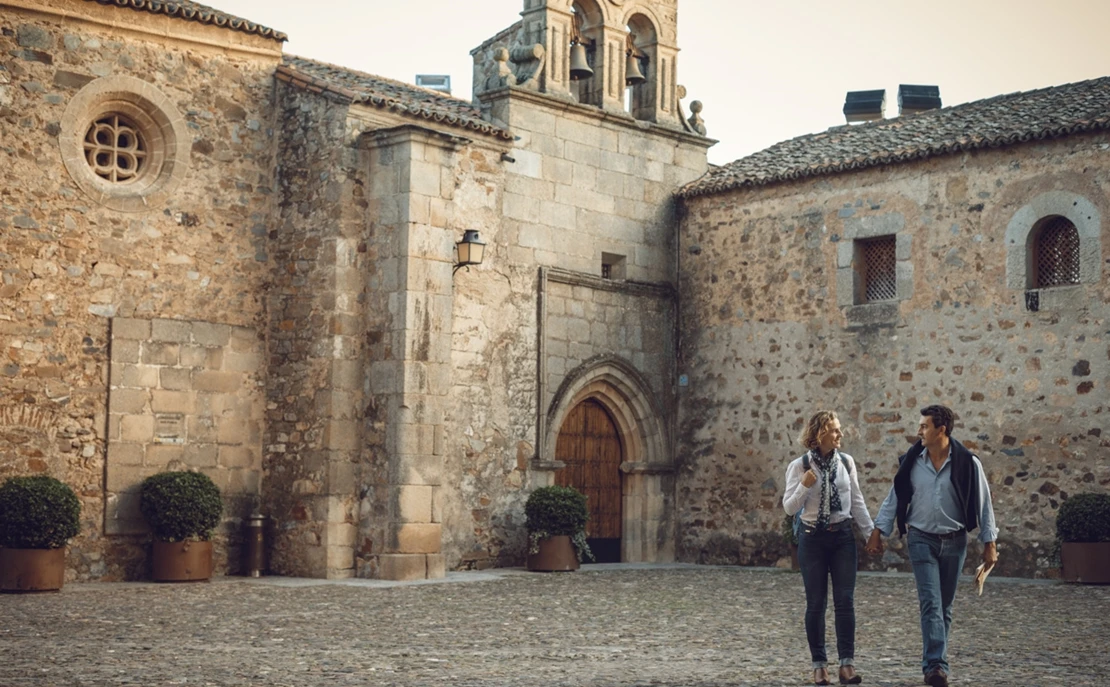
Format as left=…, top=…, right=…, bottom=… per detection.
left=907, top=528, right=968, bottom=675
left=798, top=525, right=857, bottom=668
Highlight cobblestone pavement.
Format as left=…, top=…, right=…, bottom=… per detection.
left=0, top=564, right=1104, bottom=687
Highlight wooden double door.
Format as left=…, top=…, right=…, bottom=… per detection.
left=554, top=399, right=623, bottom=563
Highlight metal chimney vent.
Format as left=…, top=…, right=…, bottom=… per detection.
left=416, top=74, right=451, bottom=95
left=898, top=84, right=941, bottom=116
left=843, top=89, right=885, bottom=123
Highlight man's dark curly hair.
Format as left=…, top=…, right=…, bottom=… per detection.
left=920, top=405, right=955, bottom=437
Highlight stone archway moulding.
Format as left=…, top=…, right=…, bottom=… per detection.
left=1004, top=190, right=1101, bottom=290
left=541, top=353, right=672, bottom=471
left=540, top=354, right=676, bottom=563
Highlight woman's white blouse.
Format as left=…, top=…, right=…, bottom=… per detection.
left=782, top=451, right=875, bottom=539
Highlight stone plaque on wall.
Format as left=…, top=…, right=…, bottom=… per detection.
left=153, top=413, right=185, bottom=445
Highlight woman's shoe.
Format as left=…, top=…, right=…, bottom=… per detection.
left=838, top=665, right=862, bottom=684
left=814, top=667, right=831, bottom=685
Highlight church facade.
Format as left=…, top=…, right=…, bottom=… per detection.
left=0, top=0, right=1105, bottom=582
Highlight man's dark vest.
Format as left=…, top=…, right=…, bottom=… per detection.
left=893, top=437, right=980, bottom=536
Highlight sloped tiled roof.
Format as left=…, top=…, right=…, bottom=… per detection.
left=84, top=0, right=286, bottom=41
left=278, top=56, right=513, bottom=140
left=681, top=76, right=1110, bottom=198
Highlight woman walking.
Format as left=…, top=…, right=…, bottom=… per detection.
left=783, top=410, right=875, bottom=685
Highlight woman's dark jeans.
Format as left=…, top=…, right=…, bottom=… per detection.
left=797, top=524, right=858, bottom=668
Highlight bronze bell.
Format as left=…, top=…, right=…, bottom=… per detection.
left=569, top=42, right=593, bottom=81
left=625, top=52, right=646, bottom=86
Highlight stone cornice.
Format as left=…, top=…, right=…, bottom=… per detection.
left=275, top=64, right=357, bottom=104
left=545, top=267, right=675, bottom=300
left=2, top=0, right=283, bottom=58
left=480, top=85, right=716, bottom=150
left=358, top=123, right=472, bottom=152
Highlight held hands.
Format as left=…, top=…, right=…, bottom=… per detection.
left=801, top=469, right=818, bottom=488
left=865, top=528, right=884, bottom=556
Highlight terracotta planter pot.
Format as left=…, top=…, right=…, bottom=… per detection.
left=152, top=540, right=213, bottom=582
left=1061, top=542, right=1110, bottom=584
left=0, top=547, right=66, bottom=592
left=527, top=535, right=580, bottom=572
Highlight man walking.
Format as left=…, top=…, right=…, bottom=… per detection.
left=866, top=405, right=998, bottom=687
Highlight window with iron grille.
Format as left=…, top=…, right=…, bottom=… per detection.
left=1034, top=216, right=1081, bottom=288
left=860, top=235, right=896, bottom=303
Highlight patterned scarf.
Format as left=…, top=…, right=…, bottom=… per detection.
left=811, top=448, right=842, bottom=532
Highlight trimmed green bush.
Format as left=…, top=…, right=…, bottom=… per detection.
left=1056, top=492, right=1110, bottom=543
left=140, top=471, right=222, bottom=542
left=0, top=475, right=81, bottom=549
left=525, top=485, right=594, bottom=562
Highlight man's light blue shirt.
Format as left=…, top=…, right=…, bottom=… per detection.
left=873, top=444, right=998, bottom=544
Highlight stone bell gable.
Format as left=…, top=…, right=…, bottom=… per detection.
left=473, top=0, right=689, bottom=131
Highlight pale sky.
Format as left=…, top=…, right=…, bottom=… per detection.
left=210, top=0, right=1110, bottom=165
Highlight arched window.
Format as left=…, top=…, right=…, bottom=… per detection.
left=1032, top=215, right=1081, bottom=288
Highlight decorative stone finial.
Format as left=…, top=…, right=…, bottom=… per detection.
left=687, top=99, right=706, bottom=136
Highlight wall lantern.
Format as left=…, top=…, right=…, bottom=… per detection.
left=453, top=230, right=486, bottom=274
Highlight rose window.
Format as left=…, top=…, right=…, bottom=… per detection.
left=84, top=114, right=147, bottom=183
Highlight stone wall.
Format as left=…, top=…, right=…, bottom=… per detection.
left=105, top=317, right=264, bottom=571
left=677, top=133, right=1110, bottom=578
left=0, top=2, right=279, bottom=580
left=486, top=90, right=706, bottom=281
left=264, top=82, right=366, bottom=579
left=1, top=0, right=713, bottom=581
left=436, top=90, right=710, bottom=570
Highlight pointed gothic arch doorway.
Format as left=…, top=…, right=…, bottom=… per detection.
left=541, top=355, right=675, bottom=564
left=554, top=399, right=622, bottom=563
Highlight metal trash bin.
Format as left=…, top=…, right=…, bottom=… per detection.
left=243, top=512, right=268, bottom=577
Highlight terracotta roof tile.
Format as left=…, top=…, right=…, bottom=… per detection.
left=681, top=76, right=1110, bottom=198
left=84, top=0, right=286, bottom=41
left=279, top=55, right=513, bottom=141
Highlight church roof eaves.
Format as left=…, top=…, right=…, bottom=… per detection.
left=280, top=56, right=514, bottom=141
left=83, top=0, right=287, bottom=41
left=680, top=75, right=1110, bottom=199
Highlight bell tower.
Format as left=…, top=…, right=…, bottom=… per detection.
left=515, top=0, right=684, bottom=127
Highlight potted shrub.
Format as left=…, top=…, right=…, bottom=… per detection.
left=1056, top=492, right=1110, bottom=584
left=525, top=485, right=594, bottom=571
left=782, top=513, right=799, bottom=571
left=140, top=470, right=222, bottom=582
left=0, top=475, right=81, bottom=592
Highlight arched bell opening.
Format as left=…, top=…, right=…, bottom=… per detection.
left=569, top=0, right=605, bottom=106
left=625, top=12, right=658, bottom=121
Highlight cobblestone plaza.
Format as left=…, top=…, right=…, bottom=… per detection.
left=0, top=565, right=1103, bottom=686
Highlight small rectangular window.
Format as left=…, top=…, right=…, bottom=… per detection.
left=860, top=236, right=896, bottom=303
left=601, top=252, right=626, bottom=280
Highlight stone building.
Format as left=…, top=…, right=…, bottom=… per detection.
left=0, top=0, right=1105, bottom=583
left=676, top=80, right=1110, bottom=577
left=0, top=0, right=709, bottom=581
